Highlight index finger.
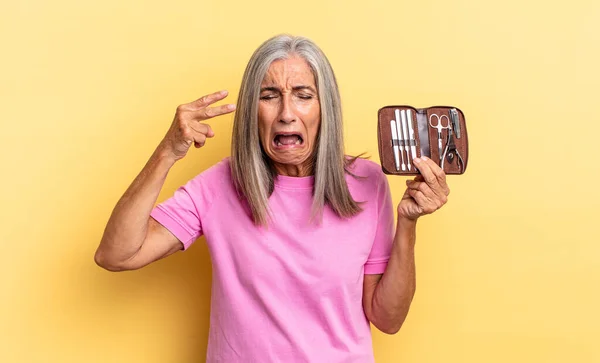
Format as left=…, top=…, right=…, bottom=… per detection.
left=413, top=156, right=448, bottom=193
left=188, top=90, right=230, bottom=109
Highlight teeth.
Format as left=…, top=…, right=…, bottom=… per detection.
left=274, top=136, right=301, bottom=147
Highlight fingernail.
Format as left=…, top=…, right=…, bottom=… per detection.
left=228, top=104, right=236, bottom=110
left=221, top=90, right=228, bottom=95
left=414, top=158, right=421, bottom=163
left=422, top=156, right=428, bottom=161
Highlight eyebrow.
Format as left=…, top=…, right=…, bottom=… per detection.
left=260, top=85, right=317, bottom=93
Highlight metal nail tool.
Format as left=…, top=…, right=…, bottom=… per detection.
left=394, top=109, right=407, bottom=171
left=405, top=109, right=418, bottom=162
left=399, top=110, right=412, bottom=170
left=449, top=108, right=461, bottom=139
left=399, top=110, right=411, bottom=170
left=428, top=113, right=451, bottom=161
left=390, top=120, right=403, bottom=171
left=440, top=117, right=465, bottom=172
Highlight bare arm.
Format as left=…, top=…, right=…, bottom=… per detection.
left=363, top=157, right=450, bottom=334
left=94, top=149, right=181, bottom=271
left=363, top=218, right=416, bottom=334
left=94, top=90, right=236, bottom=271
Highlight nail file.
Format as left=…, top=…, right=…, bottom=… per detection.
left=397, top=119, right=406, bottom=171
left=390, top=120, right=403, bottom=171
left=406, top=109, right=418, bottom=162
left=450, top=108, right=461, bottom=139
left=400, top=109, right=411, bottom=170
left=394, top=109, right=407, bottom=171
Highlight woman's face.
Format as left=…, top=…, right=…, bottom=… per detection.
left=258, top=56, right=321, bottom=176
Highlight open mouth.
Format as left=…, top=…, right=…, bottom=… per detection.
left=273, top=133, right=303, bottom=147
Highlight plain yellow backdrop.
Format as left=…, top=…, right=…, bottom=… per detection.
left=1, top=0, right=599, bottom=362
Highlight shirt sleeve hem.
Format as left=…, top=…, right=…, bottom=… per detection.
left=364, top=258, right=389, bottom=274
left=150, top=206, right=198, bottom=250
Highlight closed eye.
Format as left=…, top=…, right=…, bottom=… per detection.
left=259, top=91, right=315, bottom=101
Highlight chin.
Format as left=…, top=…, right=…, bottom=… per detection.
left=267, top=149, right=314, bottom=169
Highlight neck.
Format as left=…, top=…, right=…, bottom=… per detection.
left=273, top=162, right=314, bottom=177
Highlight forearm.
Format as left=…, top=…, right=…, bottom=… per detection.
left=95, top=146, right=176, bottom=265
left=371, top=217, right=417, bottom=334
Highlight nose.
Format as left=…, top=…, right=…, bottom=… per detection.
left=279, top=93, right=296, bottom=124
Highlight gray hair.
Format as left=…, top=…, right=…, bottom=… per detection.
left=230, top=34, right=362, bottom=226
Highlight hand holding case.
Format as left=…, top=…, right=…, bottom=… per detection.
left=377, top=105, right=469, bottom=175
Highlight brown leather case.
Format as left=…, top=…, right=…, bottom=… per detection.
left=377, top=105, right=469, bottom=175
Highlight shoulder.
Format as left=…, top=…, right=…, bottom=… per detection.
left=344, top=156, right=388, bottom=192
left=181, top=157, right=233, bottom=194
left=197, top=157, right=232, bottom=182
left=345, top=156, right=386, bottom=181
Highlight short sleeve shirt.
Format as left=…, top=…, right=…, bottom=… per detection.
left=150, top=157, right=395, bottom=363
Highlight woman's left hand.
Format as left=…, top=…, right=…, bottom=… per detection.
left=398, top=156, right=450, bottom=221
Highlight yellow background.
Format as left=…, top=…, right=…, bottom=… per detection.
left=2, top=0, right=599, bottom=362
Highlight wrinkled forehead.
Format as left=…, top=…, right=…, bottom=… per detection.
left=260, top=56, right=316, bottom=89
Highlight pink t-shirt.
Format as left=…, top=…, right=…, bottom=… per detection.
left=150, top=157, right=395, bottom=363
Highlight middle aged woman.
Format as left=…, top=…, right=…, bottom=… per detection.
left=95, top=34, right=450, bottom=363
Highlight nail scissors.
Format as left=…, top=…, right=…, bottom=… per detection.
left=428, top=113, right=450, bottom=160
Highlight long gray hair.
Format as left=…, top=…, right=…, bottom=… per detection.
left=230, top=34, right=362, bottom=226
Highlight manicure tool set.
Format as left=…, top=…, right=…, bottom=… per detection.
left=378, top=105, right=469, bottom=175
left=390, top=109, right=418, bottom=172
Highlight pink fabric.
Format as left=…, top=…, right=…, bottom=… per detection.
left=151, top=157, right=395, bottom=363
